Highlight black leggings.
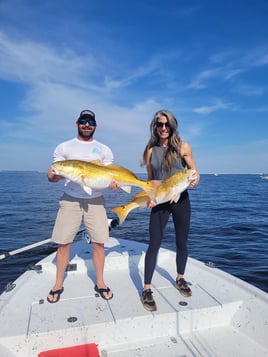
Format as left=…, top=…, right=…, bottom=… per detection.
left=144, top=190, right=191, bottom=285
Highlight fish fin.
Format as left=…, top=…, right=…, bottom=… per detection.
left=89, top=160, right=104, bottom=166
left=82, top=185, right=92, bottom=195
left=120, top=186, right=132, bottom=194
left=171, top=193, right=181, bottom=204
left=105, top=163, right=118, bottom=168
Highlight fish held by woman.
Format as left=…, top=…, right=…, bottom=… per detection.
left=111, top=169, right=196, bottom=224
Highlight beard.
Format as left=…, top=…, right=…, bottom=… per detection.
left=78, top=127, right=96, bottom=139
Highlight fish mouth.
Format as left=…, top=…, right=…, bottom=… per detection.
left=51, top=165, right=59, bottom=175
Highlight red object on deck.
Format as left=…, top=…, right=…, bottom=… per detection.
left=38, top=343, right=100, bottom=357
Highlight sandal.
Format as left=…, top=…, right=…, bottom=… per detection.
left=94, top=285, right=113, bottom=300
left=47, top=287, right=64, bottom=303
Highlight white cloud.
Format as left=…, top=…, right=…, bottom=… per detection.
left=193, top=99, right=232, bottom=114
left=187, top=68, right=221, bottom=89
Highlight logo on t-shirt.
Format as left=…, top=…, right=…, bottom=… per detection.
left=92, top=147, right=101, bottom=155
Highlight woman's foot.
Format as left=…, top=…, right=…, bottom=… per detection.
left=175, top=278, right=192, bottom=297
left=141, top=289, right=157, bottom=311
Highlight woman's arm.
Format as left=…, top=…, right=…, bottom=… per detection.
left=180, top=141, right=200, bottom=188
left=144, top=147, right=157, bottom=207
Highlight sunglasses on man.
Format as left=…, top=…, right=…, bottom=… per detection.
left=78, top=118, right=96, bottom=126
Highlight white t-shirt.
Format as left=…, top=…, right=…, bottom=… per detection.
left=53, top=137, right=114, bottom=199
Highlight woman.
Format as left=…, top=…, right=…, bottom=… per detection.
left=141, top=109, right=200, bottom=311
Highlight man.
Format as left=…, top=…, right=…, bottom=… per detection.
left=47, top=109, right=118, bottom=303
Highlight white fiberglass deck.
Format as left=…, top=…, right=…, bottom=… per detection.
left=0, top=237, right=267, bottom=356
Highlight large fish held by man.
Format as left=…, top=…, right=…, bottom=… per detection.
left=111, top=169, right=196, bottom=224
left=51, top=160, right=158, bottom=198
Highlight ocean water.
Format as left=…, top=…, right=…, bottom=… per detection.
left=0, top=172, right=267, bottom=294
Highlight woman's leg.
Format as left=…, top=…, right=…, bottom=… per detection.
left=144, top=203, right=170, bottom=287
left=172, top=191, right=191, bottom=276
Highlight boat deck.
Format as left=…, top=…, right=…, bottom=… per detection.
left=0, top=237, right=267, bottom=356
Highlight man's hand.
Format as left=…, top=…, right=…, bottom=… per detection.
left=47, top=166, right=64, bottom=182
left=109, top=180, right=120, bottom=190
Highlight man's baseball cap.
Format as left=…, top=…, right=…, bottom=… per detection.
left=77, top=109, right=96, bottom=121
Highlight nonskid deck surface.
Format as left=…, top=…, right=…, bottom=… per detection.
left=0, top=238, right=267, bottom=357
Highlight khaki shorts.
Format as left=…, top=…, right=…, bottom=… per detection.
left=51, top=193, right=109, bottom=245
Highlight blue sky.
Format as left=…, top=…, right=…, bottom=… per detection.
left=0, top=0, right=267, bottom=174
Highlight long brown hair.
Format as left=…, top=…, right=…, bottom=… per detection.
left=141, top=109, right=181, bottom=172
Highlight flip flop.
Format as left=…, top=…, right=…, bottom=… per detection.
left=94, top=285, right=113, bottom=300
left=47, top=287, right=64, bottom=303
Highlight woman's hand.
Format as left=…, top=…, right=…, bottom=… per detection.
left=147, top=200, right=156, bottom=208
left=188, top=171, right=200, bottom=188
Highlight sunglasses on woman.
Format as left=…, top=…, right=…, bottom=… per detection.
left=156, top=122, right=170, bottom=128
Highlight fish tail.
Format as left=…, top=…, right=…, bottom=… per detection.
left=110, top=206, right=128, bottom=225
left=111, top=202, right=138, bottom=224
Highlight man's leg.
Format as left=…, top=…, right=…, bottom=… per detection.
left=47, top=243, right=71, bottom=302
left=47, top=194, right=83, bottom=303
left=92, top=242, right=113, bottom=299
left=83, top=196, right=112, bottom=299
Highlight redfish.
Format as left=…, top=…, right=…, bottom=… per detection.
left=51, top=160, right=157, bottom=198
left=111, top=169, right=196, bottom=224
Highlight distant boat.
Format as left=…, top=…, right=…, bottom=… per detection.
left=214, top=173, right=219, bottom=176
left=260, top=175, right=268, bottom=179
